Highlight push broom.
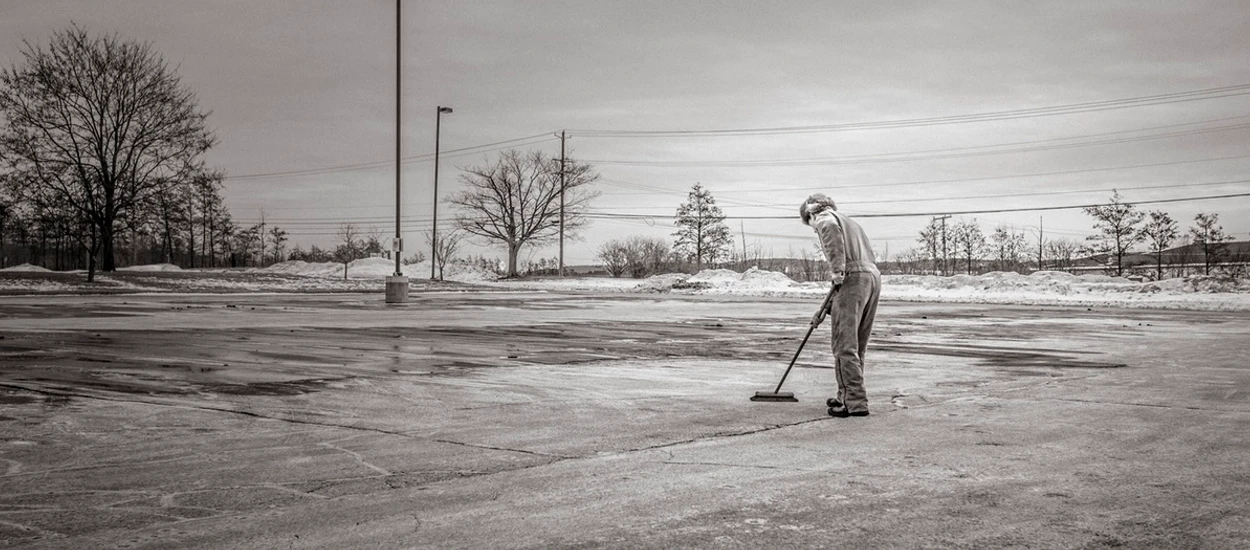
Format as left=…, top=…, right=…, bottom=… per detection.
left=750, top=283, right=840, bottom=402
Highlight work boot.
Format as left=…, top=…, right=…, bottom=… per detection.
left=828, top=405, right=869, bottom=418
left=826, top=398, right=843, bottom=409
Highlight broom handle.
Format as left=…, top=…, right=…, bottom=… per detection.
left=771, top=284, right=840, bottom=394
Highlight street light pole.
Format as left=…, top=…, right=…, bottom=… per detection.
left=384, top=0, right=408, bottom=303
left=431, top=105, right=452, bottom=280
left=393, top=0, right=402, bottom=278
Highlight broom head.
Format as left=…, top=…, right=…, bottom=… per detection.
left=750, top=391, right=798, bottom=402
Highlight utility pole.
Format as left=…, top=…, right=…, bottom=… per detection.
left=936, top=214, right=951, bottom=276
left=740, top=220, right=747, bottom=267
left=558, top=130, right=566, bottom=277
left=1036, top=216, right=1046, bottom=272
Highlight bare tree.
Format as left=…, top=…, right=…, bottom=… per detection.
left=1045, top=238, right=1081, bottom=273
left=424, top=228, right=464, bottom=280
left=334, top=223, right=363, bottom=279
left=990, top=226, right=1027, bottom=273
left=267, top=226, right=288, bottom=264
left=625, top=236, right=670, bottom=278
left=950, top=218, right=985, bottom=275
left=450, top=149, right=599, bottom=277
left=1189, top=212, right=1233, bottom=275
left=0, top=26, right=217, bottom=281
left=894, top=246, right=927, bottom=275
left=1083, top=191, right=1144, bottom=277
left=597, top=239, right=629, bottom=278
left=1138, top=210, right=1177, bottom=280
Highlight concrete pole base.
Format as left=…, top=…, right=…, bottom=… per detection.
left=384, top=276, right=409, bottom=303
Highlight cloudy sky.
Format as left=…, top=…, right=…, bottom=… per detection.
left=3, top=0, right=1248, bottom=265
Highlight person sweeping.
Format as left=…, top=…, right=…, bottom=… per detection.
left=800, top=194, right=881, bottom=418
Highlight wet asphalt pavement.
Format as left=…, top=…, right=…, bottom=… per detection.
left=1, top=292, right=1247, bottom=548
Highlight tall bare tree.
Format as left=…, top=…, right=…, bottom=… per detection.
left=267, top=226, right=288, bottom=264
left=1138, top=210, right=1178, bottom=280
left=990, top=226, right=1027, bottom=273
left=0, top=25, right=216, bottom=280
left=1082, top=191, right=1144, bottom=277
left=917, top=216, right=952, bottom=275
left=450, top=149, right=599, bottom=277
left=950, top=218, right=985, bottom=275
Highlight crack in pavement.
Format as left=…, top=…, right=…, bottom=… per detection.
left=317, top=441, right=392, bottom=476
left=613, top=416, right=834, bottom=456
left=661, top=460, right=823, bottom=472
left=429, top=438, right=572, bottom=459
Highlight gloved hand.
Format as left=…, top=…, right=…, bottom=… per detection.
left=811, top=308, right=826, bottom=327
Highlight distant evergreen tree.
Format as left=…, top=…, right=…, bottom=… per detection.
left=672, top=182, right=732, bottom=272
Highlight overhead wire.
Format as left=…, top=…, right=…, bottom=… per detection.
left=225, top=132, right=557, bottom=182
left=570, top=83, right=1250, bottom=137
left=582, top=119, right=1250, bottom=167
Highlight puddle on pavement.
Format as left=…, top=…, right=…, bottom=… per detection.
left=0, top=298, right=1146, bottom=401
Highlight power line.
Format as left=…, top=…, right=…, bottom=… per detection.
left=239, top=178, right=1250, bottom=227
left=224, top=132, right=556, bottom=181
left=791, top=178, right=1250, bottom=207
left=742, top=153, right=1250, bottom=195
left=571, top=83, right=1250, bottom=137
left=583, top=119, right=1250, bottom=167
left=583, top=191, right=1250, bottom=220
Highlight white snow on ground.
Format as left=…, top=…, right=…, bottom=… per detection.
left=2, top=261, right=1248, bottom=311
left=118, top=263, right=183, bottom=272
left=0, top=263, right=52, bottom=272
left=252, top=257, right=499, bottom=283
left=491, top=267, right=1250, bottom=312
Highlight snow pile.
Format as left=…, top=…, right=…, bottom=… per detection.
left=636, top=273, right=691, bottom=293
left=260, top=260, right=350, bottom=278
left=491, top=267, right=1250, bottom=311
left=886, top=271, right=1126, bottom=296
left=632, top=268, right=803, bottom=294
left=1, top=263, right=52, bottom=272
left=4, top=261, right=1249, bottom=310
left=1144, top=274, right=1250, bottom=294
left=118, top=263, right=182, bottom=272
left=258, top=257, right=499, bottom=283
left=442, top=262, right=500, bottom=283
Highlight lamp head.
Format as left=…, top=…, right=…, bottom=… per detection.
left=438, top=106, right=453, bottom=114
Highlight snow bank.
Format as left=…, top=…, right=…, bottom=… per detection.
left=3, top=262, right=1249, bottom=311
left=1, top=263, right=52, bottom=272
left=118, top=263, right=183, bottom=272
left=492, top=267, right=1250, bottom=311
left=257, top=257, right=500, bottom=283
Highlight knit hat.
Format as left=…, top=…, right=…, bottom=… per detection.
left=799, top=194, right=837, bottom=225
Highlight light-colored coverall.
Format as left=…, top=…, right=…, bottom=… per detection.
left=809, top=209, right=881, bottom=413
